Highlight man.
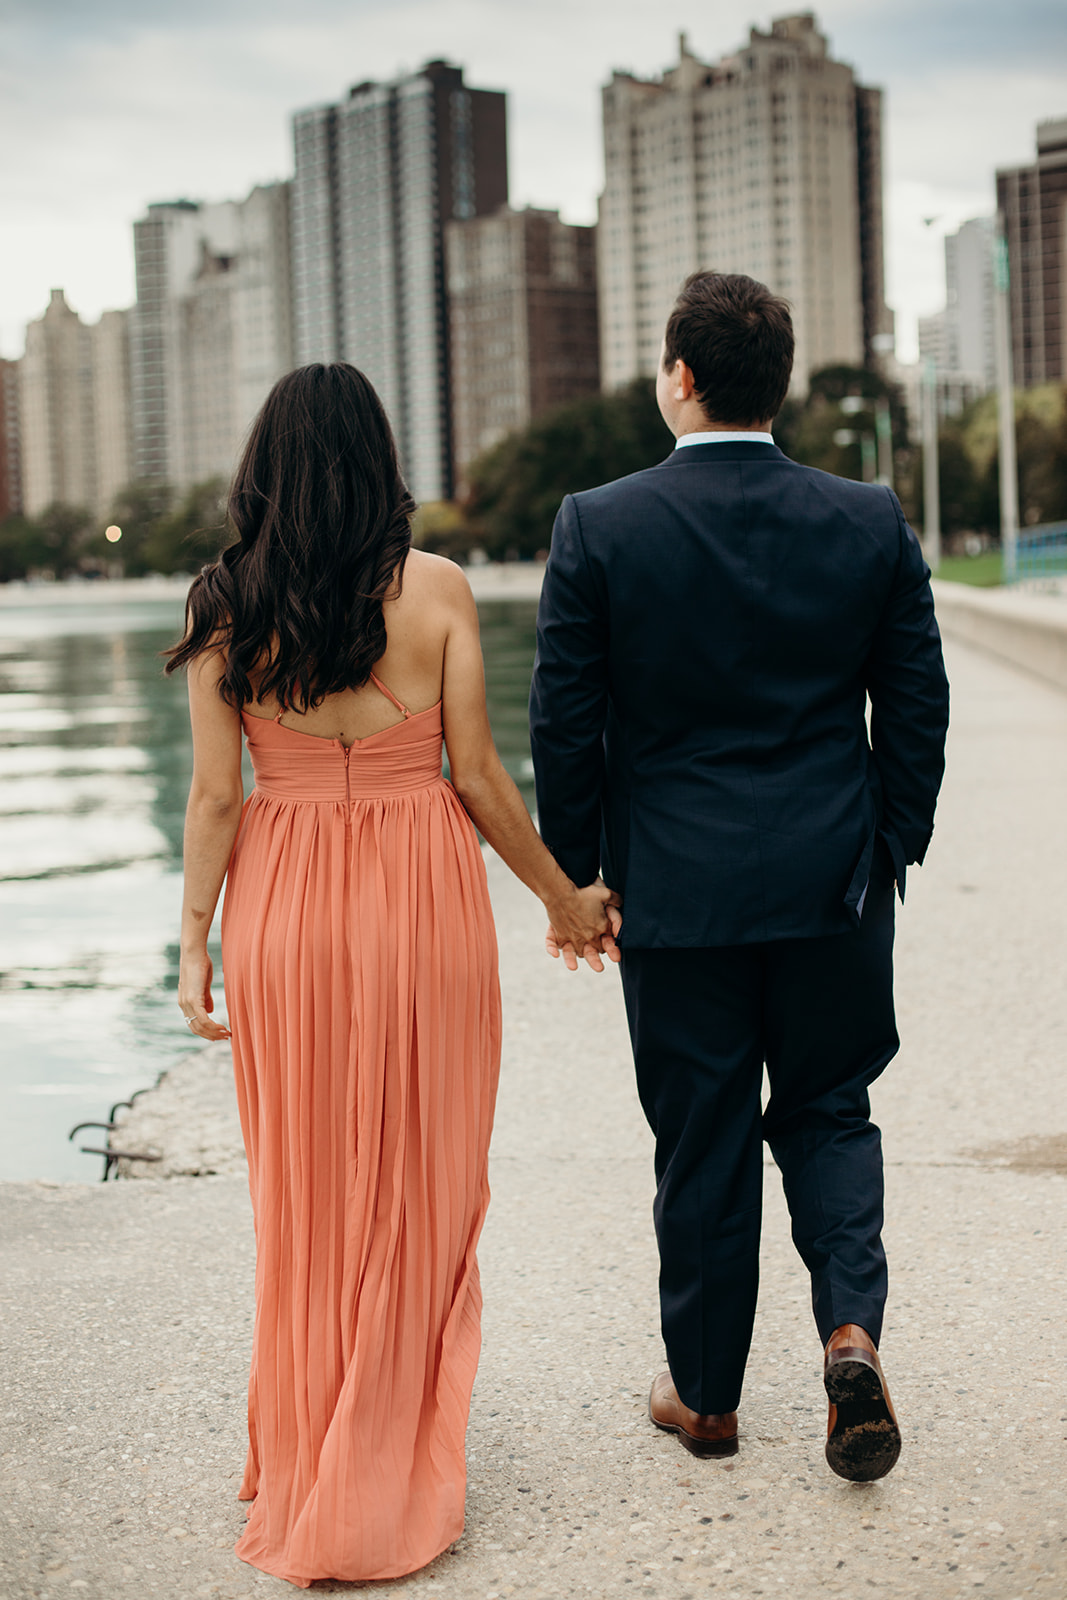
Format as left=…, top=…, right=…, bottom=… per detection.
left=529, top=272, right=949, bottom=1482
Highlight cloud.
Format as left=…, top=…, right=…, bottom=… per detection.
left=823, top=0, right=1067, bottom=76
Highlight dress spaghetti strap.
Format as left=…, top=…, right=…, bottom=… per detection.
left=369, top=672, right=411, bottom=719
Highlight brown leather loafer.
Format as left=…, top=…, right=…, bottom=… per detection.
left=648, top=1371, right=738, bottom=1459
left=824, top=1324, right=901, bottom=1482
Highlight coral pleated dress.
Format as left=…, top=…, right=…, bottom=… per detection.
left=221, top=676, right=502, bottom=1586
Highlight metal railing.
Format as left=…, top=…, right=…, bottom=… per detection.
left=69, top=1086, right=162, bottom=1181
left=1011, top=520, right=1067, bottom=584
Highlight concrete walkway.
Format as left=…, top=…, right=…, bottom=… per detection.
left=2, top=633, right=1066, bottom=1600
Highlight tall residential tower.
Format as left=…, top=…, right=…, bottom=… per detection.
left=130, top=182, right=293, bottom=491
left=917, top=216, right=996, bottom=417
left=446, top=207, right=599, bottom=483
left=19, top=290, right=132, bottom=518
left=598, top=14, right=892, bottom=394
left=997, top=117, right=1067, bottom=389
left=290, top=60, right=508, bottom=502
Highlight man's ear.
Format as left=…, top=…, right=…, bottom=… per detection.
left=673, top=360, right=697, bottom=403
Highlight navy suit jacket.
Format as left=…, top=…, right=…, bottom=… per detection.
left=529, top=441, right=950, bottom=948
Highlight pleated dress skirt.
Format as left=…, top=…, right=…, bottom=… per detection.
left=221, top=704, right=502, bottom=1586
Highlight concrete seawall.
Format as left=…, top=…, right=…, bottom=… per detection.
left=0, top=562, right=548, bottom=610
left=932, top=578, right=1067, bottom=692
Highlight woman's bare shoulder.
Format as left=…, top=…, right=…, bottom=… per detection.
left=400, top=549, right=475, bottom=612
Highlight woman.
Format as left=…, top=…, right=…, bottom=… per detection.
left=166, top=364, right=616, bottom=1587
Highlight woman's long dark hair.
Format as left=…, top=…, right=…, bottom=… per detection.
left=165, top=363, right=415, bottom=708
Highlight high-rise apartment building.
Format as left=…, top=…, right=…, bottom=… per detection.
left=946, top=217, right=996, bottom=390
left=446, top=207, right=599, bottom=482
left=130, top=182, right=293, bottom=491
left=916, top=216, right=996, bottom=415
left=93, top=309, right=134, bottom=515
left=0, top=359, right=22, bottom=522
left=916, top=312, right=950, bottom=376
left=290, top=60, right=508, bottom=502
left=19, top=291, right=134, bottom=518
left=20, top=290, right=93, bottom=516
left=598, top=14, right=892, bottom=394
left=997, top=116, right=1067, bottom=388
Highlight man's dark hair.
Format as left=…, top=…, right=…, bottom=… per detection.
left=663, top=272, right=794, bottom=424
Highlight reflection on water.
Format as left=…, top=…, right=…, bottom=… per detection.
left=0, top=588, right=539, bottom=1181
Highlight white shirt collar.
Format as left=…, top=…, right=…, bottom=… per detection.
left=674, top=431, right=775, bottom=448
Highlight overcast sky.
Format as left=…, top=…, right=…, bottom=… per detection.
left=2, top=0, right=1065, bottom=362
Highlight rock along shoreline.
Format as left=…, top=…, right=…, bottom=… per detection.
left=110, top=1042, right=246, bottom=1180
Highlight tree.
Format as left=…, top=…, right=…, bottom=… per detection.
left=28, top=504, right=94, bottom=578
left=411, top=500, right=473, bottom=560
left=82, top=479, right=230, bottom=575
left=83, top=482, right=176, bottom=575
left=142, top=479, right=230, bottom=574
left=907, top=426, right=987, bottom=539
left=1045, top=396, right=1067, bottom=522
left=465, top=380, right=673, bottom=558
left=904, top=383, right=1067, bottom=546
left=0, top=514, right=50, bottom=582
left=774, top=365, right=912, bottom=505
left=1016, top=407, right=1063, bottom=527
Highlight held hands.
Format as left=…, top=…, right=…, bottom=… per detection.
left=543, top=879, right=623, bottom=973
left=177, top=946, right=232, bottom=1042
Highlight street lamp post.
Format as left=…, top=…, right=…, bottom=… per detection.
left=921, top=360, right=941, bottom=574
left=992, top=215, right=1019, bottom=582
left=837, top=394, right=881, bottom=486
left=860, top=432, right=877, bottom=484
left=874, top=398, right=893, bottom=489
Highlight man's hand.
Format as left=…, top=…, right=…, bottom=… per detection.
left=545, top=882, right=623, bottom=972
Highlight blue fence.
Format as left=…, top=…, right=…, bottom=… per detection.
left=1012, top=520, right=1067, bottom=583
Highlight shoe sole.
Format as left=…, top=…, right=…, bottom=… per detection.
left=824, top=1357, right=902, bottom=1482
left=648, top=1402, right=739, bottom=1460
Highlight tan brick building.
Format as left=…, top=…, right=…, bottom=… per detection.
left=130, top=183, right=293, bottom=492
left=597, top=13, right=892, bottom=395
left=19, top=290, right=132, bottom=519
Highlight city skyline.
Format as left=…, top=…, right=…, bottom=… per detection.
left=2, top=0, right=1064, bottom=363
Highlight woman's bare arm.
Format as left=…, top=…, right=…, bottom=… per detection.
left=440, top=568, right=618, bottom=972
left=177, top=650, right=244, bottom=1038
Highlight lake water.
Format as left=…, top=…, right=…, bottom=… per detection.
left=0, top=586, right=539, bottom=1183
